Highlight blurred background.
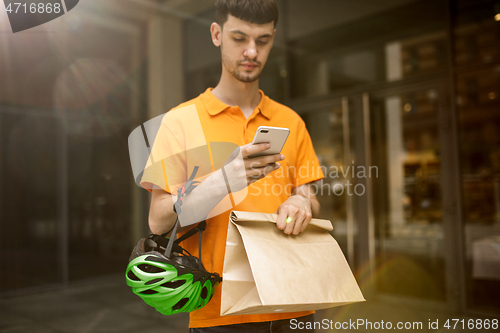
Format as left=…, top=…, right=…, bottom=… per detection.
left=0, top=0, right=499, bottom=331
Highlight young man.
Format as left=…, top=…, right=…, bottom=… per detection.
left=141, top=0, right=324, bottom=331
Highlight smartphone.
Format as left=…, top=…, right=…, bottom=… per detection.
left=248, top=126, right=290, bottom=158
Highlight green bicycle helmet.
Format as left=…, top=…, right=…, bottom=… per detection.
left=126, top=233, right=221, bottom=315
left=126, top=167, right=222, bottom=315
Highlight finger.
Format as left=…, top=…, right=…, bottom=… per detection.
left=292, top=209, right=307, bottom=235
left=246, top=153, right=284, bottom=167
left=300, top=211, right=312, bottom=233
left=247, top=168, right=276, bottom=185
left=248, top=163, right=280, bottom=179
left=241, top=142, right=270, bottom=158
left=276, top=206, right=287, bottom=230
left=284, top=206, right=299, bottom=234
left=261, top=162, right=280, bottom=177
left=264, top=162, right=281, bottom=176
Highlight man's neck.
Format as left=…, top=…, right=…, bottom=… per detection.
left=211, top=71, right=262, bottom=118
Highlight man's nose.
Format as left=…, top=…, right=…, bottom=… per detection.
left=244, top=41, right=257, bottom=59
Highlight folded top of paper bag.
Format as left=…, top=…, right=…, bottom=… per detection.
left=230, top=211, right=333, bottom=232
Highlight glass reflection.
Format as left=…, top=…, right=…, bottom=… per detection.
left=458, top=67, right=500, bottom=311
left=303, top=104, right=355, bottom=262
left=371, top=89, right=445, bottom=300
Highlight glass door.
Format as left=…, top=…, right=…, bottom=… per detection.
left=369, top=83, right=450, bottom=303
left=457, top=66, right=500, bottom=313
left=453, top=2, right=500, bottom=314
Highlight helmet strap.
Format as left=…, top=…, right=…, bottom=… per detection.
left=163, top=166, right=207, bottom=270
left=164, top=220, right=180, bottom=258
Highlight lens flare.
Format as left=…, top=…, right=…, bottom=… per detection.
left=54, top=58, right=132, bottom=138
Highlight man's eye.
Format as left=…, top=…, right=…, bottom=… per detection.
left=257, top=40, right=269, bottom=45
left=234, top=38, right=244, bottom=42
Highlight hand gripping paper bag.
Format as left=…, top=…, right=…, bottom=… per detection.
left=221, top=211, right=365, bottom=316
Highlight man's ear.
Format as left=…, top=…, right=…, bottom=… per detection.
left=210, top=22, right=222, bottom=47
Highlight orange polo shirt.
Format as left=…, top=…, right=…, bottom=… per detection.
left=141, top=88, right=324, bottom=328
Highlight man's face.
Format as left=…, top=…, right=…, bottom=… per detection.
left=216, top=15, right=275, bottom=83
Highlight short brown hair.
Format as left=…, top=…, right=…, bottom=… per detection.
left=215, top=0, right=279, bottom=28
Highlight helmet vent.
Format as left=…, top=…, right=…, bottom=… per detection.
left=201, top=286, right=208, bottom=299
left=145, top=278, right=163, bottom=285
left=173, top=297, right=189, bottom=310
left=161, top=280, right=186, bottom=289
left=139, top=289, right=158, bottom=295
left=127, top=270, right=140, bottom=281
left=138, top=264, right=165, bottom=273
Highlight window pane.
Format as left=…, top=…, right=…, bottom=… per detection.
left=0, top=113, right=59, bottom=291
left=371, top=89, right=446, bottom=300
left=453, top=0, right=500, bottom=312
left=67, top=131, right=132, bottom=281
left=458, top=67, right=500, bottom=311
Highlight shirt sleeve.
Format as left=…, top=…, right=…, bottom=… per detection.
left=293, top=119, right=325, bottom=188
left=140, top=104, right=213, bottom=194
left=140, top=117, right=186, bottom=194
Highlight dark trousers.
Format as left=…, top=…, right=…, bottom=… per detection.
left=190, top=314, right=316, bottom=333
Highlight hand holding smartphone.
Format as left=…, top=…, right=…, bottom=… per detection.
left=248, top=126, right=290, bottom=158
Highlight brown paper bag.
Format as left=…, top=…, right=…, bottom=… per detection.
left=221, top=211, right=365, bottom=316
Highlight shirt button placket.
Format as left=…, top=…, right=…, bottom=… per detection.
left=245, top=116, right=253, bottom=143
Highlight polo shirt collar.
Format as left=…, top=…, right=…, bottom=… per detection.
left=201, top=88, right=270, bottom=120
